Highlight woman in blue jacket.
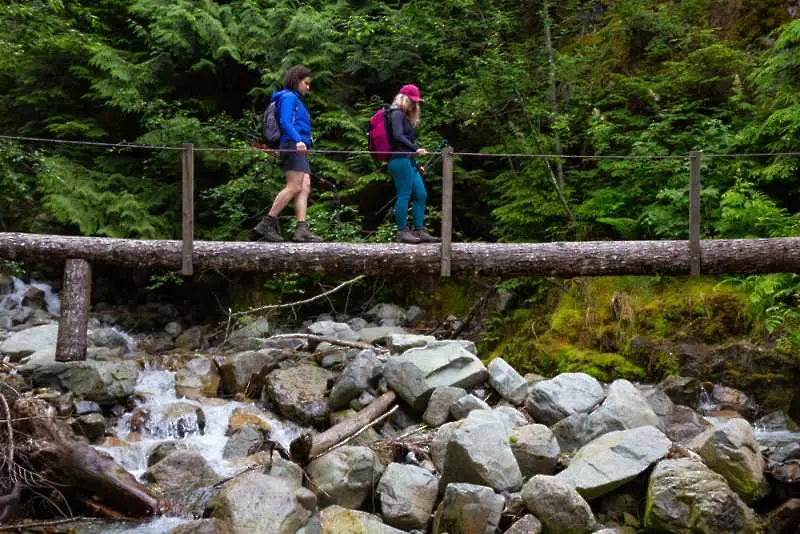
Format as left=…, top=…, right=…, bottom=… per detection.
left=254, top=65, right=323, bottom=242
left=387, top=84, right=438, bottom=244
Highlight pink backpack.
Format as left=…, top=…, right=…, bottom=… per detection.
left=367, top=106, right=393, bottom=162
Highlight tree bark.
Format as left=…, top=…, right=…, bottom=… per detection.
left=2, top=232, right=800, bottom=277
left=55, top=258, right=92, bottom=362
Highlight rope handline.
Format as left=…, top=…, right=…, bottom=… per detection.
left=2, top=134, right=799, bottom=159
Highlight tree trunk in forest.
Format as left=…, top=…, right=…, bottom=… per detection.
left=10, top=396, right=164, bottom=518
left=3, top=232, right=800, bottom=277
left=55, top=258, right=92, bottom=362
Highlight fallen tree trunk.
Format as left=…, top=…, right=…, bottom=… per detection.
left=3, top=232, right=800, bottom=277
left=10, top=396, right=165, bottom=518
left=290, top=391, right=397, bottom=464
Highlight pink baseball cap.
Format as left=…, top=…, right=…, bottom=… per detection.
left=399, top=84, right=424, bottom=102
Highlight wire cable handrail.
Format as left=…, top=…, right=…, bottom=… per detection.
left=1, top=134, right=799, bottom=159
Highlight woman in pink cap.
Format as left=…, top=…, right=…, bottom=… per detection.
left=386, top=84, right=439, bottom=244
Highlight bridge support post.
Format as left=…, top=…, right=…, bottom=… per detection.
left=55, top=258, right=92, bottom=362
left=689, top=150, right=701, bottom=276
left=181, top=143, right=194, bottom=276
left=440, top=146, right=454, bottom=277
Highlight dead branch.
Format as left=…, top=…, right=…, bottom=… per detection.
left=230, top=275, right=366, bottom=318
left=269, top=333, right=389, bottom=353
left=290, top=391, right=397, bottom=464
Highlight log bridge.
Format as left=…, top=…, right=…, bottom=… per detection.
left=2, top=231, right=800, bottom=362
left=2, top=149, right=799, bottom=361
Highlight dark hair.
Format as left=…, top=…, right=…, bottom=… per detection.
left=284, top=65, right=312, bottom=91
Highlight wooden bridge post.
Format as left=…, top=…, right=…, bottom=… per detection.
left=689, top=150, right=701, bottom=276
left=55, top=258, right=92, bottom=362
left=181, top=143, right=195, bottom=276
left=440, top=146, right=454, bottom=277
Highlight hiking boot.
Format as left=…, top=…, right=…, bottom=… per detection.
left=397, top=229, right=421, bottom=244
left=253, top=215, right=283, bottom=242
left=413, top=228, right=440, bottom=243
left=293, top=221, right=324, bottom=242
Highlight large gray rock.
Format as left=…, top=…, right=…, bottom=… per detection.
left=328, top=349, right=382, bottom=409
left=525, top=373, right=604, bottom=425
left=144, top=451, right=220, bottom=514
left=264, top=364, right=334, bottom=427
left=356, top=326, right=405, bottom=344
left=658, top=375, right=702, bottom=407
left=432, top=483, right=504, bottom=534
left=439, top=410, right=523, bottom=492
left=383, top=342, right=487, bottom=411
left=377, top=463, right=439, bottom=530
left=176, top=356, right=220, bottom=400
left=170, top=519, right=233, bottom=534
left=510, top=424, right=560, bottom=477
left=430, top=421, right=459, bottom=472
left=207, top=468, right=316, bottom=534
left=386, top=333, right=436, bottom=353
left=31, top=359, right=140, bottom=405
left=556, top=425, right=672, bottom=500
left=521, top=475, right=597, bottom=534
left=644, top=458, right=759, bottom=533
left=487, top=357, right=528, bottom=404
left=579, top=379, right=663, bottom=442
left=505, top=514, right=542, bottom=534
left=690, top=417, right=770, bottom=503
left=0, top=323, right=58, bottom=360
left=423, top=386, right=467, bottom=427
left=450, top=393, right=490, bottom=419
left=664, top=404, right=711, bottom=444
left=220, top=349, right=282, bottom=394
left=307, top=320, right=359, bottom=341
left=319, top=505, right=405, bottom=533
left=307, top=446, right=383, bottom=509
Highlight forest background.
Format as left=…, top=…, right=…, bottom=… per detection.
left=2, top=0, right=800, bottom=403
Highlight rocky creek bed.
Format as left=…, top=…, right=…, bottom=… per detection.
left=0, top=275, right=799, bottom=533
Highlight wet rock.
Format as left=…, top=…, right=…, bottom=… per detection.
left=88, top=326, right=132, bottom=349
left=176, top=325, right=207, bottom=350
left=690, top=417, right=770, bottom=503
left=144, top=450, right=220, bottom=514
left=432, top=483, right=504, bottom=534
left=307, top=446, right=383, bottom=509
left=228, top=317, right=271, bottom=348
left=31, top=359, right=140, bottom=405
left=319, top=505, right=404, bottom=533
left=439, top=410, right=523, bottom=492
left=521, top=475, right=597, bottom=534
left=525, top=372, right=605, bottom=426
left=147, top=441, right=178, bottom=467
left=487, top=357, right=528, bottom=405
left=366, top=303, right=407, bottom=324
left=556, top=425, right=671, bottom=501
left=329, top=409, right=381, bottom=446
left=510, top=424, right=560, bottom=477
left=383, top=342, right=487, bottom=411
left=640, top=385, right=676, bottom=419
left=0, top=323, right=58, bottom=360
left=264, top=364, right=333, bottom=427
left=644, top=458, right=759, bottom=534
left=762, top=497, right=800, bottom=534
left=227, top=407, right=272, bottom=434
left=132, top=401, right=205, bottom=439
left=223, top=426, right=266, bottom=459
left=658, top=375, right=702, bottom=407
left=176, top=356, right=220, bottom=399
left=377, top=463, right=439, bottom=531
left=69, top=413, right=107, bottom=443
left=756, top=410, right=800, bottom=433
left=207, top=469, right=316, bottom=534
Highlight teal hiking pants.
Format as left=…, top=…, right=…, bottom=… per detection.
left=388, top=158, right=427, bottom=231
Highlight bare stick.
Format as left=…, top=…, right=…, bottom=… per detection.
left=230, top=275, right=366, bottom=317
left=313, top=405, right=400, bottom=460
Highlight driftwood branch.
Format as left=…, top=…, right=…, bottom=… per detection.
left=268, top=334, right=389, bottom=353
left=290, top=391, right=397, bottom=464
left=5, top=232, right=800, bottom=277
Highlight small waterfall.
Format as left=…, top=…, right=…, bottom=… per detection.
left=697, top=386, right=716, bottom=415
left=97, top=367, right=305, bottom=479
left=0, top=276, right=60, bottom=315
